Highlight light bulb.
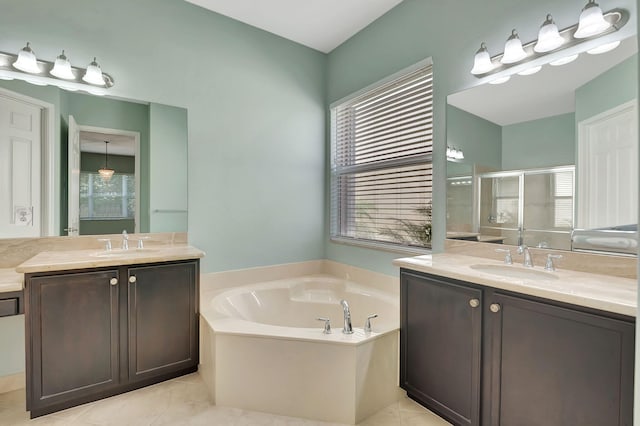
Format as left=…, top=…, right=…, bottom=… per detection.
left=534, top=15, right=565, bottom=53
left=574, top=0, right=611, bottom=38
left=82, top=57, right=105, bottom=85
left=13, top=42, right=40, bottom=74
left=489, top=76, right=511, bottom=85
left=550, top=54, right=579, bottom=66
left=518, top=66, right=542, bottom=76
left=587, top=40, right=621, bottom=54
left=50, top=50, right=75, bottom=80
left=501, top=30, right=527, bottom=64
left=471, top=42, right=494, bottom=75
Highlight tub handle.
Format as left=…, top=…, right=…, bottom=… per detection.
left=316, top=317, right=332, bottom=334
left=364, top=314, right=378, bottom=333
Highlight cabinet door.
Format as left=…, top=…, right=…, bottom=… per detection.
left=400, top=271, right=482, bottom=426
left=127, top=261, right=198, bottom=382
left=28, top=269, right=120, bottom=412
left=489, top=292, right=634, bottom=426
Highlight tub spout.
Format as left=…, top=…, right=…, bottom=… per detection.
left=339, top=299, right=353, bottom=334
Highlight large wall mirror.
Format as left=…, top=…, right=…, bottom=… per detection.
left=446, top=35, right=637, bottom=256
left=0, top=80, right=188, bottom=239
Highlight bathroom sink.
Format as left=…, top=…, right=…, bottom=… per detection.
left=91, top=249, right=162, bottom=258
left=470, top=264, right=558, bottom=280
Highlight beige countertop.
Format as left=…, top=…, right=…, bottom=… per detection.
left=0, top=268, right=23, bottom=293
left=394, top=253, right=637, bottom=317
left=15, top=246, right=205, bottom=274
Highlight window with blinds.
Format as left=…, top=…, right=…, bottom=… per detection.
left=330, top=61, right=433, bottom=250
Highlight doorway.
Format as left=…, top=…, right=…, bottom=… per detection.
left=67, top=117, right=140, bottom=236
left=0, top=88, right=55, bottom=237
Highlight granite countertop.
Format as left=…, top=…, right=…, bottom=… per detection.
left=0, top=268, right=24, bottom=293
left=394, top=253, right=636, bottom=317
left=15, top=246, right=205, bottom=274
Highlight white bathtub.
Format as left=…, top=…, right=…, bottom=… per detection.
left=199, top=275, right=402, bottom=424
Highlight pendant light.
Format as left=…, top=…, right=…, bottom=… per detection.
left=534, top=15, right=565, bottom=53
left=83, top=57, right=105, bottom=85
left=50, top=50, right=75, bottom=80
left=13, top=42, right=40, bottom=74
left=98, top=141, right=115, bottom=181
left=501, top=30, right=527, bottom=64
left=470, top=43, right=494, bottom=75
left=574, top=0, right=611, bottom=38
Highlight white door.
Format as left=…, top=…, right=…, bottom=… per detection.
left=577, top=100, right=638, bottom=229
left=67, top=115, right=81, bottom=236
left=0, top=94, right=42, bottom=238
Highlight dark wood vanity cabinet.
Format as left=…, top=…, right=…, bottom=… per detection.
left=24, top=259, right=199, bottom=418
left=400, top=269, right=635, bottom=426
left=400, top=270, right=482, bottom=425
left=127, top=262, right=199, bottom=382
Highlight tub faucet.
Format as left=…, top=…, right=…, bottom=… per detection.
left=517, top=245, right=533, bottom=268
left=339, top=299, right=353, bottom=334
left=122, top=230, right=129, bottom=250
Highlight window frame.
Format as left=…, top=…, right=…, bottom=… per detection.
left=329, top=58, right=434, bottom=254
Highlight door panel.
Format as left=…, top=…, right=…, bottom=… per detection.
left=400, top=271, right=482, bottom=426
left=29, top=270, right=120, bottom=409
left=577, top=101, right=638, bottom=228
left=490, top=292, right=634, bottom=426
left=128, top=261, right=198, bottom=381
left=0, top=93, right=41, bottom=237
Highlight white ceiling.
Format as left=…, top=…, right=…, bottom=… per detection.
left=184, top=0, right=403, bottom=53
left=80, top=131, right=135, bottom=156
left=448, top=36, right=638, bottom=127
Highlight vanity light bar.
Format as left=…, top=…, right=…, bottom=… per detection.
left=0, top=46, right=114, bottom=95
left=471, top=8, right=629, bottom=79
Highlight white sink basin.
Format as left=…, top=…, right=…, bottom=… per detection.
left=470, top=264, right=558, bottom=280
left=91, top=249, right=161, bottom=258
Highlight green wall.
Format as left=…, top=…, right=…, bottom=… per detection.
left=81, top=152, right=135, bottom=173
left=446, top=105, right=502, bottom=175
left=502, top=113, right=576, bottom=170
left=0, top=0, right=327, bottom=271
left=576, top=54, right=638, bottom=122
left=326, top=0, right=636, bottom=275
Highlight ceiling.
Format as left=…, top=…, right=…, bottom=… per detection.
left=80, top=131, right=135, bottom=156
left=448, top=36, right=638, bottom=126
left=184, top=0, right=403, bottom=53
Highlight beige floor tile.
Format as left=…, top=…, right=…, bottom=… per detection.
left=400, top=410, right=452, bottom=426
left=0, top=373, right=450, bottom=426
left=357, top=403, right=401, bottom=426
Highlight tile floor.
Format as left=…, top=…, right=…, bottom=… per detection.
left=0, top=373, right=451, bottom=426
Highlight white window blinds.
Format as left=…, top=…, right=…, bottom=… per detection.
left=330, top=62, right=433, bottom=249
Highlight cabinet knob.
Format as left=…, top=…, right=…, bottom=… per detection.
left=129, top=276, right=137, bottom=284
left=469, top=298, right=480, bottom=308
left=110, top=278, right=118, bottom=286
left=490, top=303, right=501, bottom=313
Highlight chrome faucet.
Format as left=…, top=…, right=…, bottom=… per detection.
left=517, top=245, right=533, bottom=267
left=339, top=299, right=353, bottom=334
left=122, top=230, right=129, bottom=250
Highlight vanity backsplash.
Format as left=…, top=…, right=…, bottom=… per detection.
left=0, top=232, right=188, bottom=268
left=445, top=239, right=637, bottom=279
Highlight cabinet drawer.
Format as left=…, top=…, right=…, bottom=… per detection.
left=0, top=298, right=18, bottom=317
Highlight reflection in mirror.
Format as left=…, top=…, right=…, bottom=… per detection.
left=0, top=80, right=189, bottom=239
left=78, top=132, right=137, bottom=236
left=446, top=35, right=637, bottom=255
